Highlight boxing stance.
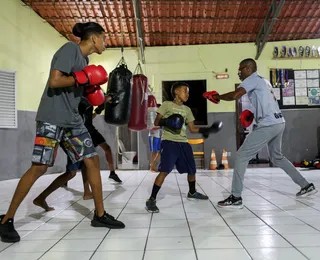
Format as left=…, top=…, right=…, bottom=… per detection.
left=146, top=82, right=222, bottom=213
left=204, top=58, right=317, bottom=209
left=0, top=22, right=125, bottom=243
left=33, top=96, right=122, bottom=211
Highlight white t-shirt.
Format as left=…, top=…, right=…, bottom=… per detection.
left=149, top=128, right=162, bottom=138
left=239, top=72, right=285, bottom=126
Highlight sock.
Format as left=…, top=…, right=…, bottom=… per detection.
left=110, top=170, right=115, bottom=175
left=188, top=181, right=196, bottom=194
left=150, top=184, right=161, bottom=200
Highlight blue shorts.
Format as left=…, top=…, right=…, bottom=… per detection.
left=149, top=136, right=161, bottom=152
left=158, top=140, right=196, bottom=175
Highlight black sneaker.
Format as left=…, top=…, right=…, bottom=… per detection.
left=0, top=215, right=20, bottom=243
left=187, top=191, right=209, bottom=200
left=109, top=172, right=122, bottom=183
left=296, top=183, right=318, bottom=197
left=91, top=211, right=125, bottom=229
left=145, top=197, right=159, bottom=213
left=217, top=195, right=243, bottom=209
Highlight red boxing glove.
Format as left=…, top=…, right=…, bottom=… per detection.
left=85, top=85, right=105, bottom=106
left=72, top=65, right=108, bottom=87
left=239, top=110, right=254, bottom=128
left=203, top=90, right=220, bottom=104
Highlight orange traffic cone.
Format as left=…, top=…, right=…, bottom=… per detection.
left=221, top=149, right=229, bottom=169
left=209, top=149, right=217, bottom=170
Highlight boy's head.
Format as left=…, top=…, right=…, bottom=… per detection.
left=171, top=82, right=190, bottom=102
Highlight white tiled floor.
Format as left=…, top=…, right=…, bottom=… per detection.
left=0, top=167, right=320, bottom=259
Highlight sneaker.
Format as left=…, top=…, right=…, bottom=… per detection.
left=109, top=173, right=122, bottom=183
left=0, top=215, right=20, bottom=243
left=145, top=197, right=159, bottom=213
left=296, top=183, right=318, bottom=197
left=91, top=211, right=125, bottom=229
left=63, top=181, right=68, bottom=188
left=217, top=195, right=243, bottom=209
left=187, top=191, right=209, bottom=200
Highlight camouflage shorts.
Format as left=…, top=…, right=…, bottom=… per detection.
left=32, top=121, right=97, bottom=166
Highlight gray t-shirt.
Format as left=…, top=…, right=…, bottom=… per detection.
left=239, top=72, right=285, bottom=126
left=36, top=42, right=88, bottom=128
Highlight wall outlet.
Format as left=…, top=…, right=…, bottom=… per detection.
left=226, top=152, right=231, bottom=156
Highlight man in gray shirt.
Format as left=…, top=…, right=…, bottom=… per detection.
left=209, top=58, right=317, bottom=209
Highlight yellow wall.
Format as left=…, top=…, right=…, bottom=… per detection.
left=2, top=0, right=319, bottom=112
left=0, top=0, right=67, bottom=111
left=91, top=39, right=320, bottom=113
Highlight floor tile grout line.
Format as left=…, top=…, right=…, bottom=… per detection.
left=243, top=171, right=320, bottom=212
left=221, top=172, right=320, bottom=233
left=141, top=211, right=153, bottom=260
left=32, top=171, right=137, bottom=259
left=89, top=171, right=149, bottom=260
left=202, top=171, right=310, bottom=260
left=174, top=173, right=199, bottom=260
left=194, top=178, right=254, bottom=260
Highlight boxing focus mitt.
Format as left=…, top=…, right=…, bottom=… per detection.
left=239, top=110, right=254, bottom=128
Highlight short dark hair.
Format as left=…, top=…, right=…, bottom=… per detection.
left=240, top=58, right=257, bottom=72
left=72, top=22, right=105, bottom=41
left=171, top=82, right=189, bottom=98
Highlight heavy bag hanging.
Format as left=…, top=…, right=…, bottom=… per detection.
left=104, top=57, right=133, bottom=125
left=147, top=94, right=159, bottom=130
left=128, top=63, right=149, bottom=131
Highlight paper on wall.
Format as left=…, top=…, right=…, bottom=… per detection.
left=294, top=70, right=307, bottom=79
left=283, top=96, right=295, bottom=105
left=307, top=70, right=319, bottom=79
left=296, top=96, right=309, bottom=105
left=295, top=88, right=307, bottom=96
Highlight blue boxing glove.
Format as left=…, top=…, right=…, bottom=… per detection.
left=159, top=114, right=184, bottom=133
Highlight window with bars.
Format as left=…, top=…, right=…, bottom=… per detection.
left=0, top=70, right=17, bottom=128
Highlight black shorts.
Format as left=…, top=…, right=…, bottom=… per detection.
left=66, top=127, right=106, bottom=172
left=89, top=127, right=106, bottom=147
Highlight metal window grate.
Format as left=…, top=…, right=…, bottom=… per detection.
left=0, top=69, right=17, bottom=128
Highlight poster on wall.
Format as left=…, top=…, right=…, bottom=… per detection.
left=282, top=79, right=295, bottom=97
left=294, top=70, right=307, bottom=79
left=296, top=97, right=309, bottom=105
left=283, top=96, right=295, bottom=105
left=307, top=79, right=319, bottom=88
left=308, top=87, right=320, bottom=105
left=273, top=88, right=281, bottom=100
left=270, top=68, right=320, bottom=108
left=307, top=70, right=319, bottom=79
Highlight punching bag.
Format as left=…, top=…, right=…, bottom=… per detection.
left=128, top=63, right=149, bottom=131
left=147, top=94, right=159, bottom=130
left=104, top=59, right=133, bottom=125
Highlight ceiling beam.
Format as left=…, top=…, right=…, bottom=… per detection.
left=255, top=0, right=285, bottom=60
left=132, top=0, right=145, bottom=64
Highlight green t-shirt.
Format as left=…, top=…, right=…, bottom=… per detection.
left=157, top=101, right=195, bottom=143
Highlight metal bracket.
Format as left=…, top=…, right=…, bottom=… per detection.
left=255, top=0, right=285, bottom=60
left=132, top=0, right=145, bottom=64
